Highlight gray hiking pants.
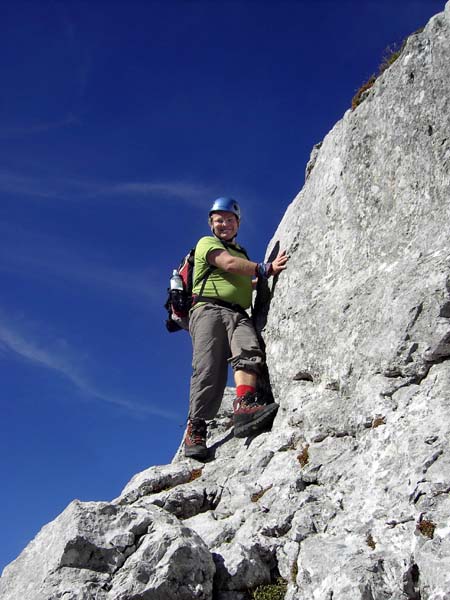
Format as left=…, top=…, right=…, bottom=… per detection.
left=188, top=303, right=264, bottom=420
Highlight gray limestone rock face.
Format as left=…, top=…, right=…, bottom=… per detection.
left=2, top=4, right=450, bottom=600
left=0, top=500, right=214, bottom=600
left=266, top=6, right=450, bottom=402
left=261, top=3, right=450, bottom=597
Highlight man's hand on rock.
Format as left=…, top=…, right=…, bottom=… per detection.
left=270, top=250, right=289, bottom=276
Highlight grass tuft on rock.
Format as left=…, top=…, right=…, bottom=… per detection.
left=251, top=578, right=288, bottom=600
left=351, top=28, right=423, bottom=110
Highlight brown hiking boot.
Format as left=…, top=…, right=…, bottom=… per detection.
left=233, top=392, right=279, bottom=438
left=184, top=418, right=208, bottom=460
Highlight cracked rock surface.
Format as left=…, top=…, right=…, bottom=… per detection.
left=0, top=500, right=214, bottom=600
left=2, top=4, right=450, bottom=599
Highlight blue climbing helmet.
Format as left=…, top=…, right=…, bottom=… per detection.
left=208, top=197, right=241, bottom=221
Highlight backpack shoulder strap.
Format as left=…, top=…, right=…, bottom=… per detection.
left=193, top=242, right=217, bottom=297
left=221, top=240, right=250, bottom=260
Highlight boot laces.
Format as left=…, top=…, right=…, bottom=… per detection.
left=241, top=391, right=259, bottom=407
left=188, top=419, right=206, bottom=443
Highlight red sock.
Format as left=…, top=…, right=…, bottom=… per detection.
left=236, top=385, right=256, bottom=397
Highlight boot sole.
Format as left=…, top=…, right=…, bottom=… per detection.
left=184, top=445, right=208, bottom=461
left=233, top=403, right=279, bottom=438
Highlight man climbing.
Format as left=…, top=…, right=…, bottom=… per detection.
left=185, top=197, right=289, bottom=460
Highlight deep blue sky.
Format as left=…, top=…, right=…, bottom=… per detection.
left=0, top=0, right=445, bottom=573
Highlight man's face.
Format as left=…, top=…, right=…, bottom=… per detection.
left=210, top=211, right=239, bottom=241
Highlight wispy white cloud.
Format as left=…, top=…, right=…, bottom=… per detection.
left=0, top=316, right=179, bottom=420
left=0, top=167, right=213, bottom=208
left=0, top=170, right=46, bottom=198
left=100, top=181, right=211, bottom=208
left=0, top=168, right=106, bottom=200
left=0, top=114, right=79, bottom=140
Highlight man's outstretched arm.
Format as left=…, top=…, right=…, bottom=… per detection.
left=208, top=249, right=289, bottom=278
